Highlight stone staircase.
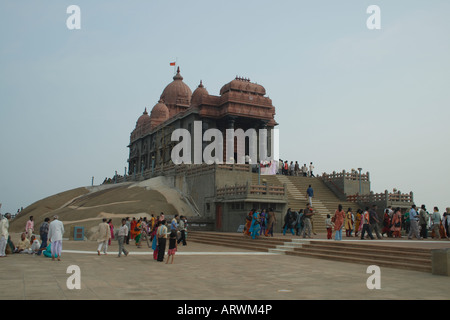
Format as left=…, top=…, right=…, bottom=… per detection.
left=285, top=241, right=432, bottom=273
left=187, top=231, right=433, bottom=273
left=187, top=231, right=292, bottom=252
left=253, top=173, right=361, bottom=231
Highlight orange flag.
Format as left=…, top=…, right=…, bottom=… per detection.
left=170, top=62, right=176, bottom=66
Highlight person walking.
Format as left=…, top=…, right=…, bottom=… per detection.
left=177, top=215, right=187, bottom=246
left=265, top=208, right=276, bottom=237
left=325, top=214, right=334, bottom=239
left=48, top=215, right=65, bottom=261
left=444, top=208, right=450, bottom=239
left=125, top=217, right=131, bottom=245
left=107, top=219, right=114, bottom=246
left=354, top=209, right=362, bottom=238
left=117, top=219, right=129, bottom=257
left=369, top=205, right=382, bottom=239
left=25, top=216, right=34, bottom=241
left=157, top=220, right=168, bottom=262
left=166, top=230, right=178, bottom=264
left=301, top=204, right=314, bottom=238
left=390, top=208, right=402, bottom=238
left=360, top=207, right=374, bottom=240
left=306, top=185, right=314, bottom=206
left=295, top=209, right=304, bottom=236
left=259, top=209, right=267, bottom=236
left=309, top=162, right=315, bottom=177
left=408, top=205, right=422, bottom=240
left=283, top=208, right=295, bottom=236
left=333, top=205, right=345, bottom=241
left=294, top=161, right=300, bottom=176
left=249, top=210, right=261, bottom=240
left=97, top=218, right=111, bottom=255
left=419, top=205, right=428, bottom=239
left=430, top=207, right=441, bottom=240
left=381, top=209, right=392, bottom=237
left=0, top=213, right=12, bottom=257
left=345, top=208, right=354, bottom=237
left=37, top=217, right=50, bottom=256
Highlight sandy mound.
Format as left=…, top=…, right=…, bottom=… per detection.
left=9, top=177, right=196, bottom=239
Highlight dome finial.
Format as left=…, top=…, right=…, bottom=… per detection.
left=173, top=66, right=183, bottom=80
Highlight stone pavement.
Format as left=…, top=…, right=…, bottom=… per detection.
left=0, top=232, right=449, bottom=300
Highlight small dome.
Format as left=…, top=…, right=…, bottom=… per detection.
left=136, top=108, right=151, bottom=127
left=160, top=67, right=192, bottom=106
left=190, top=80, right=209, bottom=107
left=220, top=77, right=266, bottom=96
left=150, top=100, right=169, bottom=129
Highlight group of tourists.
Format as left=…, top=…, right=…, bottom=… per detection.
left=96, top=213, right=188, bottom=264
left=0, top=214, right=64, bottom=259
left=279, top=160, right=315, bottom=177
left=241, top=204, right=450, bottom=242
left=326, top=204, right=450, bottom=241
left=0, top=212, right=188, bottom=264
left=243, top=208, right=277, bottom=239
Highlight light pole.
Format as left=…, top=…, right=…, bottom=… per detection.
left=358, top=168, right=362, bottom=195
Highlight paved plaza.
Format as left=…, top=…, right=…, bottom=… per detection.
left=1, top=232, right=449, bottom=300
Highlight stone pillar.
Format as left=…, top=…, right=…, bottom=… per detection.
left=432, top=249, right=450, bottom=276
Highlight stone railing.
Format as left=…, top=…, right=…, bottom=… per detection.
left=347, top=190, right=414, bottom=205
left=112, top=163, right=251, bottom=184
left=322, top=169, right=370, bottom=182
left=216, top=182, right=286, bottom=199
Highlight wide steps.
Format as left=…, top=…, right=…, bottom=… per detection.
left=187, top=231, right=434, bottom=273
left=188, top=231, right=290, bottom=251
left=286, top=249, right=431, bottom=273
left=296, top=245, right=430, bottom=265
left=286, top=241, right=432, bottom=272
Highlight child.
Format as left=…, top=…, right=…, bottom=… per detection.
left=325, top=214, right=334, bottom=239
left=166, top=230, right=178, bottom=264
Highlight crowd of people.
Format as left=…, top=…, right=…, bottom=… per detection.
left=241, top=204, right=450, bottom=242
left=0, top=212, right=188, bottom=264
left=279, top=160, right=315, bottom=177
left=327, top=204, right=450, bottom=241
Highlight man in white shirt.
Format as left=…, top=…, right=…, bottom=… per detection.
left=97, top=218, right=111, bottom=255
left=48, top=215, right=65, bottom=261
left=309, top=162, right=315, bottom=177
left=0, top=213, right=12, bottom=257
left=117, top=219, right=129, bottom=257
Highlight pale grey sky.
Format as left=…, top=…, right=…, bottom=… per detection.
left=1, top=0, right=449, bottom=215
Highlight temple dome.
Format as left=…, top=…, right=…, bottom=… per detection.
left=136, top=108, right=151, bottom=127
left=150, top=100, right=169, bottom=129
left=160, top=67, right=192, bottom=106
left=219, top=77, right=266, bottom=96
left=190, top=80, right=209, bottom=107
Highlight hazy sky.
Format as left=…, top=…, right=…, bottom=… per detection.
left=1, top=0, right=449, bottom=215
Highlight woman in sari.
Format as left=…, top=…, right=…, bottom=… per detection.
left=130, top=218, right=137, bottom=240
left=107, top=219, right=114, bottom=246
left=381, top=209, right=392, bottom=237
left=134, top=219, right=142, bottom=246
left=333, top=204, right=345, bottom=241
left=244, top=209, right=254, bottom=236
left=151, top=221, right=160, bottom=260
left=265, top=208, right=276, bottom=237
left=344, top=208, right=353, bottom=237
left=354, top=209, right=362, bottom=237
left=390, top=208, right=402, bottom=238
left=249, top=210, right=261, bottom=240
left=259, top=209, right=267, bottom=236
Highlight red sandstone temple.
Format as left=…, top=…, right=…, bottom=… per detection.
left=128, top=67, right=278, bottom=174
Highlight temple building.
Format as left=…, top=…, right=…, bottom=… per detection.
left=127, top=67, right=278, bottom=175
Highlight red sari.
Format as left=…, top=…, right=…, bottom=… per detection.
left=244, top=211, right=254, bottom=236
